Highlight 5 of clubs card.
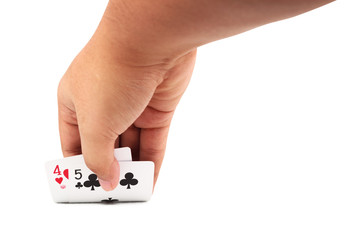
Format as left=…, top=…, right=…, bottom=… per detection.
left=45, top=147, right=154, bottom=203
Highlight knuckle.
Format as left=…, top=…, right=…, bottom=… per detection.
left=144, top=147, right=162, bottom=156
left=142, top=147, right=165, bottom=160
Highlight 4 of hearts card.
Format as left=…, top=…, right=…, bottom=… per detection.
left=45, top=147, right=154, bottom=203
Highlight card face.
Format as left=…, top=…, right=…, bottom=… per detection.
left=45, top=148, right=155, bottom=203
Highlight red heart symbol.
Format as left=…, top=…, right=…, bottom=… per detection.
left=55, top=177, right=63, bottom=184
left=60, top=185, right=66, bottom=189
left=63, top=169, right=69, bottom=179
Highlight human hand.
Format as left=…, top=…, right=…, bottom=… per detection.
left=58, top=33, right=196, bottom=191
left=57, top=0, right=332, bottom=192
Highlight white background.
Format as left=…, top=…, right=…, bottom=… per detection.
left=0, top=1, right=359, bottom=239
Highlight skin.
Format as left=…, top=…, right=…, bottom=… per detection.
left=58, top=0, right=335, bottom=191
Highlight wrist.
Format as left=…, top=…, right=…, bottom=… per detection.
left=90, top=0, right=192, bottom=68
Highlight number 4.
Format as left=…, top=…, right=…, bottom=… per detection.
left=53, top=165, right=61, bottom=175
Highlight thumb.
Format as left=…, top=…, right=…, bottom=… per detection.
left=79, top=127, right=120, bottom=191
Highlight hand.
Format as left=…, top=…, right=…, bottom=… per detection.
left=58, top=36, right=196, bottom=191
left=58, top=0, right=332, bottom=192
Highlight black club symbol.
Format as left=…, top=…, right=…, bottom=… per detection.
left=83, top=174, right=100, bottom=191
left=120, top=172, right=138, bottom=189
left=75, top=182, right=83, bottom=189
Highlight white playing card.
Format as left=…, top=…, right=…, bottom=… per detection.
left=113, top=147, right=132, bottom=162
left=45, top=148, right=154, bottom=203
left=45, top=147, right=132, bottom=202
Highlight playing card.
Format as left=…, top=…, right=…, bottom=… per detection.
left=45, top=148, right=154, bottom=203
left=113, top=147, right=132, bottom=162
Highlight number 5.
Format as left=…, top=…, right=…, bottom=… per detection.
left=75, top=169, right=82, bottom=180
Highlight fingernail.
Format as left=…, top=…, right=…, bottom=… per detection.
left=99, top=178, right=113, bottom=191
